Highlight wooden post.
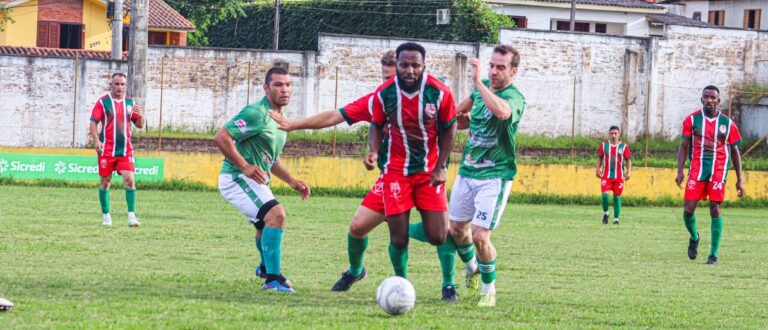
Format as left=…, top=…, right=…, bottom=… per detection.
left=246, top=61, right=252, bottom=104
left=644, top=79, right=651, bottom=167
left=71, top=52, right=79, bottom=147
left=571, top=76, right=577, bottom=164
left=128, top=0, right=148, bottom=132
left=333, top=66, right=339, bottom=157
left=742, top=133, right=768, bottom=158
left=158, top=57, right=166, bottom=150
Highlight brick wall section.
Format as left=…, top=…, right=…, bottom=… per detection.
left=37, top=0, right=83, bottom=24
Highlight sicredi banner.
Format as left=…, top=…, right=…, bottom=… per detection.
left=0, top=153, right=164, bottom=182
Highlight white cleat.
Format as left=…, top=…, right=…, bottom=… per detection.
left=128, top=214, right=141, bottom=227
left=102, top=214, right=112, bottom=227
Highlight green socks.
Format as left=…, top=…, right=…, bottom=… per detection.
left=601, top=193, right=610, bottom=213
left=436, top=234, right=457, bottom=287
left=457, top=242, right=475, bottom=263
left=388, top=243, right=409, bottom=278
left=479, top=259, right=497, bottom=284
left=684, top=213, right=698, bottom=240
left=408, top=222, right=428, bottom=242
left=125, top=188, right=136, bottom=213
left=347, top=233, right=368, bottom=277
left=99, top=188, right=110, bottom=214
left=261, top=227, right=283, bottom=275
left=613, top=195, right=621, bottom=219
left=255, top=237, right=265, bottom=268
left=710, top=217, right=723, bottom=257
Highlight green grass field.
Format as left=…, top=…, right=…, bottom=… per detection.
left=1, top=185, right=767, bottom=328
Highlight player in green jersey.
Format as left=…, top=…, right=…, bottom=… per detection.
left=449, top=45, right=525, bottom=307
left=214, top=66, right=311, bottom=293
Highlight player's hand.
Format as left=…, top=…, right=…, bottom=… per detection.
left=457, top=113, right=470, bottom=130
left=736, top=180, right=744, bottom=198
left=291, top=179, right=311, bottom=200
left=268, top=110, right=294, bottom=131
left=133, top=105, right=143, bottom=118
left=363, top=152, right=378, bottom=171
left=242, top=165, right=268, bottom=185
left=430, top=166, right=447, bottom=187
left=624, top=172, right=630, bottom=181
left=95, top=140, right=104, bottom=154
left=469, top=58, right=481, bottom=83
left=675, top=171, right=685, bottom=188
left=596, top=169, right=602, bottom=179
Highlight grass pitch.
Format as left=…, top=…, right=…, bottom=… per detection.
left=1, top=185, right=767, bottom=328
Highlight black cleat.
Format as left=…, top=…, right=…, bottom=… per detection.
left=331, top=268, right=367, bottom=292
left=706, top=255, right=718, bottom=265
left=613, top=219, right=619, bottom=225
left=602, top=214, right=609, bottom=224
left=441, top=285, right=458, bottom=302
left=688, top=234, right=699, bottom=260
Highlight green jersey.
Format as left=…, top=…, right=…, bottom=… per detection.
left=458, top=79, right=525, bottom=180
left=220, top=97, right=287, bottom=184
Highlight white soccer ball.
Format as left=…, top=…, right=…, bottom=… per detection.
left=376, top=276, right=415, bottom=315
left=0, top=297, right=13, bottom=312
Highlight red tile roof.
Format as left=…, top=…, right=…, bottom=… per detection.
left=0, top=45, right=128, bottom=59
left=125, top=0, right=196, bottom=31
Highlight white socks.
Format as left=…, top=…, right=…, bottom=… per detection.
left=482, top=280, right=496, bottom=294
left=466, top=256, right=478, bottom=274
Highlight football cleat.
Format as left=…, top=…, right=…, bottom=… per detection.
left=613, top=219, right=619, bottom=225
left=128, top=214, right=141, bottom=227
left=602, top=214, right=609, bottom=224
left=688, top=234, right=699, bottom=260
left=102, top=214, right=112, bottom=227
left=465, top=268, right=480, bottom=295
left=255, top=264, right=267, bottom=279
left=477, top=292, right=496, bottom=307
left=706, top=255, right=718, bottom=265
left=263, top=279, right=295, bottom=293
left=331, top=268, right=367, bottom=292
left=441, top=285, right=458, bottom=302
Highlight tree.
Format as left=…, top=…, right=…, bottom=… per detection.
left=0, top=4, right=14, bottom=32
left=166, top=0, right=245, bottom=46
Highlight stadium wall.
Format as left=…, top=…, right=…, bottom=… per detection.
left=1, top=28, right=766, bottom=148
left=2, top=146, right=767, bottom=199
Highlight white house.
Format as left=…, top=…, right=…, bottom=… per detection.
left=484, top=0, right=667, bottom=36
left=660, top=0, right=768, bottom=30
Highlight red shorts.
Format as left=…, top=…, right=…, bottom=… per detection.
left=383, top=173, right=448, bottom=216
left=360, top=177, right=385, bottom=214
left=600, top=178, right=625, bottom=196
left=98, top=156, right=135, bottom=177
left=684, top=178, right=726, bottom=202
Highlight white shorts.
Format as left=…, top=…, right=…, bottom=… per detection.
left=218, top=173, right=278, bottom=228
left=449, top=175, right=513, bottom=230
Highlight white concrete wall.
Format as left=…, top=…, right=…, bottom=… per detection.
left=709, top=0, right=768, bottom=30
left=741, top=99, right=768, bottom=138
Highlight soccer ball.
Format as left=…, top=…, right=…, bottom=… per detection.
left=0, top=297, right=13, bottom=312
left=376, top=276, right=415, bottom=315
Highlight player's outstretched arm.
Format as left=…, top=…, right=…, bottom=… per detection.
left=731, top=145, right=744, bottom=198
left=456, top=98, right=473, bottom=130
left=675, top=138, right=691, bottom=187
left=432, top=121, right=457, bottom=187
left=269, top=110, right=344, bottom=131
left=271, top=159, right=310, bottom=200
left=214, top=127, right=268, bottom=184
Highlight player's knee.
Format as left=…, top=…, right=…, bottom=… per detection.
left=123, top=179, right=135, bottom=189
left=472, top=232, right=491, bottom=249
left=99, top=180, right=111, bottom=190
left=683, top=206, right=696, bottom=216
left=390, top=236, right=409, bottom=250
left=709, top=205, right=722, bottom=218
left=426, top=230, right=446, bottom=246
left=348, top=220, right=368, bottom=238
left=264, top=207, right=286, bottom=228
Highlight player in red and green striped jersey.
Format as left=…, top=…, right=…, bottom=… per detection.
left=366, top=42, right=458, bottom=295
left=596, top=126, right=631, bottom=225
left=675, top=85, right=744, bottom=265
left=89, top=73, right=144, bottom=227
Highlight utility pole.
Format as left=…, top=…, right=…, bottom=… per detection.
left=273, top=0, right=280, bottom=50
left=128, top=0, right=148, bottom=112
left=569, top=0, right=576, bottom=31
left=111, top=0, right=123, bottom=60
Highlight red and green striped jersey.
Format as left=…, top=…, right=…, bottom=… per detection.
left=459, top=79, right=525, bottom=181
left=682, top=110, right=741, bottom=183
left=89, top=94, right=139, bottom=157
left=598, top=141, right=631, bottom=179
left=371, top=75, right=457, bottom=178
left=339, top=93, right=374, bottom=125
